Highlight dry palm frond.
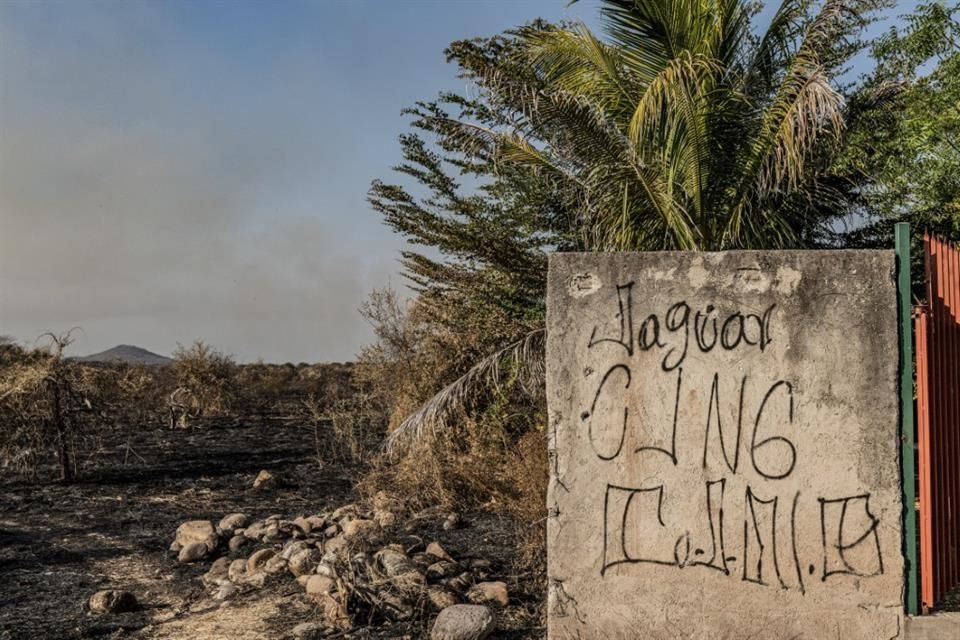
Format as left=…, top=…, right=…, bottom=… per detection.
left=384, top=328, right=545, bottom=454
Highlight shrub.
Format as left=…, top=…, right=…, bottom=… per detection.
left=0, top=334, right=100, bottom=481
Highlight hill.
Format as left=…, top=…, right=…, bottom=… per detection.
left=76, top=344, right=172, bottom=365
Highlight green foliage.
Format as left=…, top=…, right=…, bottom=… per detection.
left=457, top=0, right=890, bottom=251
left=843, top=2, right=959, bottom=239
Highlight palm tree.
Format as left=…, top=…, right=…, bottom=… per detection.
left=386, top=0, right=884, bottom=450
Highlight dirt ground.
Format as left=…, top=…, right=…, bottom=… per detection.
left=0, top=424, right=544, bottom=640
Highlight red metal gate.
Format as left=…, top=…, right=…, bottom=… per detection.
left=915, top=232, right=960, bottom=611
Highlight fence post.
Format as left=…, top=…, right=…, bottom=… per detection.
left=896, top=222, right=919, bottom=616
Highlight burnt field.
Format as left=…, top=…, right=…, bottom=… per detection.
left=0, top=422, right=543, bottom=640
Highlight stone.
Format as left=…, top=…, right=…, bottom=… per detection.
left=442, top=513, right=461, bottom=531
left=218, top=513, right=249, bottom=533
left=244, top=571, right=267, bottom=589
left=228, top=534, right=249, bottom=553
left=89, top=590, right=138, bottom=614
left=331, top=504, right=358, bottom=520
left=263, top=555, right=288, bottom=575
left=445, top=572, right=473, bottom=593
left=288, top=548, right=320, bottom=577
left=426, top=542, right=454, bottom=562
left=292, top=515, right=313, bottom=534
left=228, top=559, right=248, bottom=583
left=430, top=604, right=495, bottom=640
left=546, top=252, right=904, bottom=639
left=178, top=542, right=208, bottom=563
left=427, top=587, right=459, bottom=611
left=175, top=520, right=218, bottom=552
left=466, top=582, right=508, bottom=608
left=169, top=540, right=182, bottom=554
left=323, top=524, right=339, bottom=539
left=262, top=522, right=282, bottom=543
left=202, top=557, right=231, bottom=586
left=342, top=518, right=376, bottom=540
left=324, top=534, right=347, bottom=556
left=426, top=561, right=460, bottom=581
left=291, top=622, right=327, bottom=640
left=304, top=575, right=336, bottom=597
left=315, top=560, right=337, bottom=578
left=252, top=469, right=275, bottom=489
left=246, top=548, right=275, bottom=573
left=375, top=547, right=414, bottom=577
left=243, top=520, right=268, bottom=540
left=281, top=540, right=311, bottom=561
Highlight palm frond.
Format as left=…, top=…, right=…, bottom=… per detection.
left=384, top=328, right=545, bottom=454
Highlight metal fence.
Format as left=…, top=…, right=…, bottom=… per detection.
left=915, top=231, right=960, bottom=612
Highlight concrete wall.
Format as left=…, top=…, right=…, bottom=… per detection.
left=546, top=251, right=904, bottom=639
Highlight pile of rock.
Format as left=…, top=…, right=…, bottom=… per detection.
left=168, top=502, right=507, bottom=639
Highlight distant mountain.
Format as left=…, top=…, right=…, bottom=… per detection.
left=76, top=344, right=172, bottom=365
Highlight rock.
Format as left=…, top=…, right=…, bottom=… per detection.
left=288, top=548, right=320, bottom=577
left=342, top=518, right=376, bottom=541
left=468, top=559, right=491, bottom=570
left=442, top=513, right=462, bottom=531
left=244, top=571, right=267, bottom=588
left=315, top=560, right=337, bottom=578
left=323, top=524, right=340, bottom=539
left=373, top=510, right=396, bottom=528
left=169, top=540, right=182, bottom=554
left=411, top=552, right=437, bottom=571
left=426, top=542, right=454, bottom=562
left=175, top=520, right=218, bottom=551
left=430, top=604, right=495, bottom=640
left=228, top=559, right=248, bottom=583
left=262, top=522, right=282, bottom=543
left=178, top=542, right=208, bottom=563
left=427, top=587, right=459, bottom=611
left=323, top=535, right=347, bottom=556
left=264, top=555, right=288, bottom=575
left=228, top=534, right=250, bottom=553
left=292, top=516, right=313, bottom=534
left=375, top=547, right=414, bottom=577
left=296, top=575, right=311, bottom=587
left=246, top=549, right=275, bottom=573
left=218, top=513, right=249, bottom=533
left=252, top=469, right=275, bottom=489
left=281, top=540, right=310, bottom=560
left=466, top=581, right=508, bottom=607
left=446, top=572, right=474, bottom=593
left=89, top=590, right=138, bottom=614
left=426, top=560, right=460, bottom=581
left=291, top=622, right=327, bottom=640
left=213, top=583, right=239, bottom=601
left=331, top=504, right=358, bottom=520
left=243, top=520, right=268, bottom=540
left=306, top=515, right=327, bottom=531
left=305, top=575, right=336, bottom=597
left=202, top=557, right=231, bottom=586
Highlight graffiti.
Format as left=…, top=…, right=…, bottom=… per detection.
left=587, top=281, right=777, bottom=371
left=586, top=282, right=885, bottom=595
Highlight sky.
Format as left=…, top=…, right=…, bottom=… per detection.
left=0, top=0, right=914, bottom=362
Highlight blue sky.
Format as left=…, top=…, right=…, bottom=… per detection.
left=0, top=0, right=916, bottom=362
